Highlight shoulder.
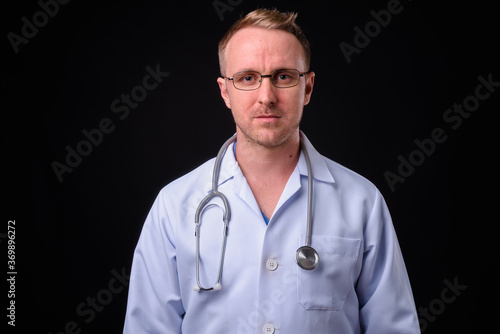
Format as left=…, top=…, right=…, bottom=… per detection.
left=325, top=156, right=377, bottom=194
left=318, top=153, right=384, bottom=215
left=156, top=158, right=216, bottom=205
left=301, top=132, right=379, bottom=199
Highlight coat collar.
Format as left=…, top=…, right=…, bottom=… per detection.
left=297, top=131, right=336, bottom=184
left=204, top=131, right=335, bottom=193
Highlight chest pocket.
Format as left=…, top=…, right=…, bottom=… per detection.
left=297, top=235, right=361, bottom=311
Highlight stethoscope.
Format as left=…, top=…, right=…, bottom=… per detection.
left=193, top=134, right=319, bottom=292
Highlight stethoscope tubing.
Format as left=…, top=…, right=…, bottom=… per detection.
left=194, top=133, right=318, bottom=292
left=300, top=137, right=313, bottom=248
left=194, top=135, right=236, bottom=291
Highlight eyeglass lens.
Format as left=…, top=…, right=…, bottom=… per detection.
left=232, top=69, right=302, bottom=90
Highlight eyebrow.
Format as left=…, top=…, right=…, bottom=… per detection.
left=233, top=67, right=297, bottom=74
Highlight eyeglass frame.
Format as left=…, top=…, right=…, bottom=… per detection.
left=221, top=69, right=309, bottom=91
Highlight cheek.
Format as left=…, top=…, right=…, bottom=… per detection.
left=229, top=91, right=255, bottom=113
left=282, top=91, right=305, bottom=111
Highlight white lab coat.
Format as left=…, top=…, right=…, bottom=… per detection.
left=123, top=132, right=420, bottom=333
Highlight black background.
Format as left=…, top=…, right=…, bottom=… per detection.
left=3, top=0, right=498, bottom=333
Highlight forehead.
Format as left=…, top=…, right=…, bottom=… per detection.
left=224, top=27, right=306, bottom=73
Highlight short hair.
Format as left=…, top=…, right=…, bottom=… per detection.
left=218, top=8, right=311, bottom=76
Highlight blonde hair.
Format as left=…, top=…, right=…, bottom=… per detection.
left=218, top=8, right=311, bottom=76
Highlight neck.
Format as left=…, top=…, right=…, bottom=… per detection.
left=235, top=129, right=301, bottom=179
left=233, top=128, right=301, bottom=219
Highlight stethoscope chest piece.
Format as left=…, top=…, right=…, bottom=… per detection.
left=295, top=245, right=319, bottom=270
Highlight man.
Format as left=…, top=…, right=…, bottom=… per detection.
left=123, top=9, right=419, bottom=333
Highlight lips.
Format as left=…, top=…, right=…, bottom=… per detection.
left=254, top=110, right=283, bottom=119
left=252, top=108, right=284, bottom=122
left=255, top=115, right=281, bottom=123
left=256, top=115, right=280, bottom=118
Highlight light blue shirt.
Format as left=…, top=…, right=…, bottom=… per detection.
left=123, top=132, right=419, bottom=333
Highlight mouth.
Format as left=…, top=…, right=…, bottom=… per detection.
left=255, top=115, right=281, bottom=123
left=256, top=115, right=280, bottom=119
left=255, top=111, right=283, bottom=119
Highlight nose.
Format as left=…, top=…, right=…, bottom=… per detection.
left=257, top=76, right=277, bottom=106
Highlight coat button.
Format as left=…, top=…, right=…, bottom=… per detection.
left=263, top=323, right=275, bottom=333
left=266, top=259, right=278, bottom=271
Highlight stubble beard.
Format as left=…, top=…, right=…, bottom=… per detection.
left=235, top=108, right=303, bottom=150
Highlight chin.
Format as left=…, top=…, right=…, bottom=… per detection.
left=244, top=127, right=299, bottom=149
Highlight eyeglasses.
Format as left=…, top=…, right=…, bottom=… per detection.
left=223, top=69, right=307, bottom=91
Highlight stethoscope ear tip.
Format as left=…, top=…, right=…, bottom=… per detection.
left=193, top=285, right=201, bottom=292
left=213, top=283, right=222, bottom=291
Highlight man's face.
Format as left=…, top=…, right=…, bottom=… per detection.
left=217, top=27, right=315, bottom=149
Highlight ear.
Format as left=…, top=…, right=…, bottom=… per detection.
left=217, top=77, right=231, bottom=109
left=303, top=72, right=315, bottom=106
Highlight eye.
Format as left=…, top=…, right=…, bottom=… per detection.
left=235, top=72, right=259, bottom=85
left=273, top=71, right=294, bottom=83
left=242, top=75, right=255, bottom=82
